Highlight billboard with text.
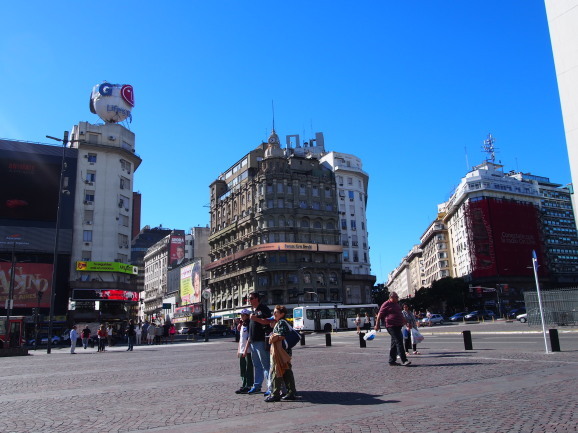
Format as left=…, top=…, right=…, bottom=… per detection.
left=0, top=263, right=53, bottom=308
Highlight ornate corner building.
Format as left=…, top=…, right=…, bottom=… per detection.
left=206, top=130, right=345, bottom=314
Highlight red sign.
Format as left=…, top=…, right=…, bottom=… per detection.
left=0, top=263, right=53, bottom=308
left=466, top=199, right=546, bottom=278
left=121, top=85, right=134, bottom=107
left=169, top=235, right=186, bottom=268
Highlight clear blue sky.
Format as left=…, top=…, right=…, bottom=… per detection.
left=0, top=1, right=569, bottom=284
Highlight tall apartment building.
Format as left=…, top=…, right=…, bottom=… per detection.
left=143, top=230, right=185, bottom=320
left=388, top=154, right=578, bottom=294
left=386, top=245, right=423, bottom=298
left=206, top=130, right=343, bottom=317
left=319, top=151, right=375, bottom=303
left=545, top=0, right=578, bottom=220
left=420, top=218, right=452, bottom=287
left=67, top=121, right=142, bottom=322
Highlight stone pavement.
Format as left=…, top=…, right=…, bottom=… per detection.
left=1, top=323, right=577, bottom=433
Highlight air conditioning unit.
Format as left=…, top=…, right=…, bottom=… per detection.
left=84, top=242, right=90, bottom=246
left=86, top=221, right=92, bottom=225
left=83, top=155, right=88, bottom=158
left=84, top=201, right=93, bottom=205
left=125, top=208, right=129, bottom=211
left=108, top=135, right=116, bottom=141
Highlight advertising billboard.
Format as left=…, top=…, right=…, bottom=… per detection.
left=72, top=289, right=140, bottom=302
left=169, top=235, right=186, bottom=268
left=180, top=259, right=201, bottom=305
left=0, top=263, right=53, bottom=308
left=466, top=198, right=546, bottom=278
left=76, top=261, right=138, bottom=275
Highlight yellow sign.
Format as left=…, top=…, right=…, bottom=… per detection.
left=76, top=261, right=138, bottom=275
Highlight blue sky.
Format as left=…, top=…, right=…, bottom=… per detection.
left=0, top=1, right=570, bottom=284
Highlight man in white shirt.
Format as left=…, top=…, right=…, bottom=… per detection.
left=70, top=325, right=79, bottom=354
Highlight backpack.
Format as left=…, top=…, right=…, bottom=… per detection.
left=281, top=321, right=302, bottom=350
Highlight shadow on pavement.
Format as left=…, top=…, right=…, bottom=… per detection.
left=297, top=390, right=399, bottom=406
left=409, top=361, right=492, bottom=367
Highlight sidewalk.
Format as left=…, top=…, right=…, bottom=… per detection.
left=1, top=328, right=576, bottom=432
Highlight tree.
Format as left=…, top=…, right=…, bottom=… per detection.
left=371, top=283, right=389, bottom=306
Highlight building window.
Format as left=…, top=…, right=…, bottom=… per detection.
left=81, top=251, right=91, bottom=261
left=312, top=187, right=319, bottom=196
left=299, top=184, right=306, bottom=195
left=301, top=219, right=310, bottom=228
left=303, top=272, right=311, bottom=284
left=120, top=177, right=130, bottom=190
left=86, top=171, right=96, bottom=182
left=84, top=210, right=93, bottom=223
left=329, top=272, right=338, bottom=284
left=347, top=177, right=353, bottom=185
left=87, top=153, right=97, bottom=163
left=85, top=191, right=95, bottom=202
left=351, top=220, right=357, bottom=230
left=83, top=230, right=93, bottom=242
left=348, top=191, right=354, bottom=200
left=343, top=250, right=350, bottom=262
left=341, top=219, right=347, bottom=230
left=277, top=183, right=284, bottom=193
left=120, top=215, right=129, bottom=227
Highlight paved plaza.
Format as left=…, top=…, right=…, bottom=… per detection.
left=1, top=322, right=577, bottom=433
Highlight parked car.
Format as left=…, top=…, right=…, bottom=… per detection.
left=421, top=314, right=445, bottom=325
left=27, top=335, right=61, bottom=346
left=178, top=327, right=189, bottom=335
left=507, top=307, right=526, bottom=319
left=464, top=310, right=496, bottom=321
left=449, top=312, right=468, bottom=322
left=198, top=325, right=234, bottom=337
left=516, top=313, right=528, bottom=323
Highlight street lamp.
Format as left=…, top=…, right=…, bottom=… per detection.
left=34, top=291, right=43, bottom=351
left=45, top=131, right=73, bottom=354
left=202, top=288, right=211, bottom=342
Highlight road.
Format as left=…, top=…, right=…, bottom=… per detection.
left=0, top=321, right=576, bottom=433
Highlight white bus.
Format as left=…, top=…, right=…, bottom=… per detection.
left=292, top=304, right=378, bottom=332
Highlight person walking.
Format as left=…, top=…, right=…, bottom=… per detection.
left=426, top=310, right=433, bottom=327
left=354, top=314, right=362, bottom=334
left=375, top=292, right=411, bottom=366
left=155, top=323, right=163, bottom=344
left=147, top=323, right=156, bottom=345
left=142, top=320, right=149, bottom=344
left=169, top=324, right=176, bottom=343
left=69, top=325, right=79, bottom=354
left=135, top=323, right=142, bottom=346
left=246, top=291, right=273, bottom=395
left=265, top=305, right=297, bottom=402
left=364, top=312, right=371, bottom=331
left=106, top=324, right=114, bottom=348
left=97, top=324, right=107, bottom=352
left=126, top=319, right=136, bottom=351
left=402, top=304, right=420, bottom=355
left=81, top=325, right=91, bottom=350
left=235, top=309, right=254, bottom=394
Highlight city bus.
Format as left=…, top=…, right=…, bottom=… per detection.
left=292, top=304, right=378, bottom=332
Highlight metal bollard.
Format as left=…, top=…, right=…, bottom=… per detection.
left=462, top=330, right=473, bottom=350
left=359, top=332, right=366, bottom=348
left=300, top=333, right=305, bottom=346
left=325, top=333, right=331, bottom=346
left=549, top=329, right=561, bottom=352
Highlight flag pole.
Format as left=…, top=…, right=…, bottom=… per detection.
left=532, top=250, right=549, bottom=354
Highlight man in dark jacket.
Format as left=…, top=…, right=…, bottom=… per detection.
left=375, top=292, right=411, bottom=366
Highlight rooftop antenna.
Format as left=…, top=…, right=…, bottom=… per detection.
left=272, top=100, right=275, bottom=132
left=482, top=133, right=498, bottom=163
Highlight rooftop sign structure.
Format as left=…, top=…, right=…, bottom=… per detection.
left=89, top=82, right=134, bottom=123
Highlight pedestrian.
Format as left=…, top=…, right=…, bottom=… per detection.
left=426, top=310, right=433, bottom=327
left=354, top=314, right=361, bottom=334
left=364, top=312, right=371, bottom=331
left=69, top=325, right=79, bottom=354
left=142, top=320, right=149, bottom=344
left=163, top=323, right=170, bottom=344
left=235, top=309, right=254, bottom=394
left=155, top=323, right=163, bottom=344
left=169, top=324, right=176, bottom=343
left=81, top=325, right=91, bottom=349
left=375, top=291, right=411, bottom=366
left=246, top=291, right=273, bottom=395
left=97, top=324, right=107, bottom=352
left=402, top=304, right=420, bottom=355
left=147, top=322, right=156, bottom=345
left=126, top=319, right=136, bottom=351
left=265, top=305, right=298, bottom=402
left=106, top=324, right=113, bottom=348
left=135, top=323, right=142, bottom=346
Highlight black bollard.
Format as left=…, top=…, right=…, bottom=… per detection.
left=359, top=332, right=366, bottom=348
left=325, top=333, right=331, bottom=346
left=462, top=330, right=473, bottom=350
left=549, top=329, right=561, bottom=352
left=300, top=333, right=305, bottom=346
